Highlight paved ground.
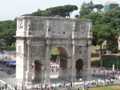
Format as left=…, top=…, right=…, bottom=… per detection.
left=0, top=63, right=16, bottom=87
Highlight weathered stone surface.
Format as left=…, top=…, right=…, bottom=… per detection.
left=16, top=16, right=92, bottom=88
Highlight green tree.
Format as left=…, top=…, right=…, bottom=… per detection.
left=0, top=20, right=16, bottom=50
left=46, top=5, right=78, bottom=17
left=32, top=9, right=48, bottom=16
left=80, top=1, right=95, bottom=18
left=102, top=7, right=120, bottom=52
left=32, top=5, right=78, bottom=17
left=80, top=1, right=120, bottom=53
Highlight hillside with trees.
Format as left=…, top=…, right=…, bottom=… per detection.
left=0, top=20, right=16, bottom=51
left=80, top=2, right=120, bottom=53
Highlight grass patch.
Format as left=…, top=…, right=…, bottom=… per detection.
left=89, top=86, right=120, bottom=90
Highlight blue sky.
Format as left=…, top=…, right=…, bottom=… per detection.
left=0, top=0, right=119, bottom=21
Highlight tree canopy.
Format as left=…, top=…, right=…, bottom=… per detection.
left=32, top=5, right=78, bottom=17
left=0, top=20, right=16, bottom=50
left=80, top=2, right=120, bottom=52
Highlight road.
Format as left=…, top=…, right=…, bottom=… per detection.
left=0, top=63, right=16, bottom=87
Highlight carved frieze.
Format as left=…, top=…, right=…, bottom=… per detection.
left=27, top=20, right=32, bottom=31
left=18, top=19, right=24, bottom=29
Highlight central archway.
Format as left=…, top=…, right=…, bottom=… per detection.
left=50, top=47, right=68, bottom=79
left=50, top=47, right=68, bottom=69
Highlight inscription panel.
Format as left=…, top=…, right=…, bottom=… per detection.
left=31, top=19, right=46, bottom=31
left=49, top=20, right=73, bottom=38
left=31, top=46, right=45, bottom=59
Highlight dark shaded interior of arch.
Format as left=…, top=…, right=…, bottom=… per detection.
left=76, top=59, right=83, bottom=79
left=34, top=60, right=42, bottom=72
left=76, top=59, right=83, bottom=71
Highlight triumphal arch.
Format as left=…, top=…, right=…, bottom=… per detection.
left=16, top=16, right=92, bottom=86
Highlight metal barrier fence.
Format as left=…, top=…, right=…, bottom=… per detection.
left=0, top=79, right=119, bottom=90
left=0, top=80, right=15, bottom=90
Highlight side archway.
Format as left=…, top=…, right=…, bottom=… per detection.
left=75, top=59, right=83, bottom=79
left=33, top=60, right=42, bottom=82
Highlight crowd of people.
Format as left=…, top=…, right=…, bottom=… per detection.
left=92, top=68, right=120, bottom=80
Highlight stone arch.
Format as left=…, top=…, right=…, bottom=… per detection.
left=50, top=47, right=68, bottom=70
left=33, top=60, right=42, bottom=82
left=75, top=59, right=83, bottom=79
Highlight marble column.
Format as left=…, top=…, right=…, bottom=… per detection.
left=44, top=20, right=50, bottom=87
left=71, top=22, right=76, bottom=83
left=25, top=38, right=33, bottom=85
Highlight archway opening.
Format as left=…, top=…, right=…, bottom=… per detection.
left=50, top=47, right=68, bottom=79
left=34, top=60, right=42, bottom=72
left=76, top=59, right=83, bottom=79
left=33, top=60, right=42, bottom=82
left=50, top=47, right=68, bottom=69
